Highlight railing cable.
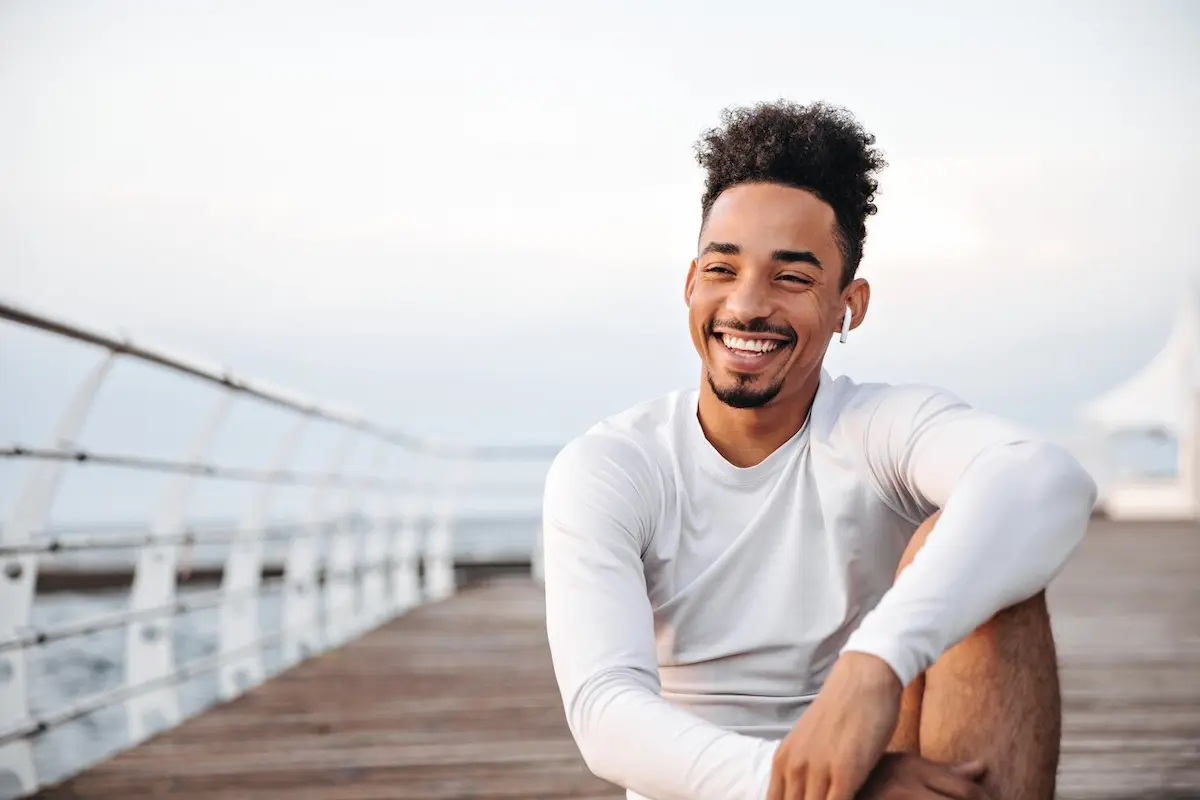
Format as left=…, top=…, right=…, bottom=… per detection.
left=0, top=578, right=288, bottom=654
left=1, top=526, right=302, bottom=557
left=1, top=445, right=545, bottom=493
left=0, top=616, right=328, bottom=746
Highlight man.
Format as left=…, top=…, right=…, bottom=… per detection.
left=540, top=101, right=1097, bottom=800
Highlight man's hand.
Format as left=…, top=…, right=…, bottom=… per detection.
left=857, top=753, right=991, bottom=799
left=767, top=652, right=904, bottom=800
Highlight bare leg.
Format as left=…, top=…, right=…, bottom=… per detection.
left=884, top=674, right=923, bottom=754
left=884, top=513, right=935, bottom=756
left=883, top=512, right=1061, bottom=800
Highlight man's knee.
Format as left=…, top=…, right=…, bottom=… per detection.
left=891, top=512, right=1061, bottom=800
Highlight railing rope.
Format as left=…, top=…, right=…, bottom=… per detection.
left=0, top=352, right=115, bottom=798
left=0, top=580, right=285, bottom=655
left=0, top=448, right=541, bottom=496
left=0, top=446, right=409, bottom=488
left=0, top=527, right=283, bottom=556
left=0, top=614, right=322, bottom=750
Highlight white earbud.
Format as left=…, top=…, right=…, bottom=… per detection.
left=839, top=305, right=853, bottom=343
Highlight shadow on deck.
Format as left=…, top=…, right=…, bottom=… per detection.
left=38, top=521, right=1200, bottom=799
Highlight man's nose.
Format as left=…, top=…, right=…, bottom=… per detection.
left=723, top=276, right=773, bottom=323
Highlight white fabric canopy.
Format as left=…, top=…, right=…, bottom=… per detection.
left=1082, top=286, right=1200, bottom=436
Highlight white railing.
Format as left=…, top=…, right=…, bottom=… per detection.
left=0, top=297, right=559, bottom=799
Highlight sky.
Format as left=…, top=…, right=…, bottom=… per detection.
left=1, top=0, right=1198, bottom=522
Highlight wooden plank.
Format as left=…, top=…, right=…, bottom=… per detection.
left=38, top=520, right=1200, bottom=799
left=1049, top=519, right=1200, bottom=799
left=37, top=578, right=623, bottom=799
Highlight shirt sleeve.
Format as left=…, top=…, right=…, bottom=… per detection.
left=840, top=384, right=1098, bottom=687
left=541, top=433, right=778, bottom=800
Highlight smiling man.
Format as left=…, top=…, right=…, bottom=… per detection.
left=541, top=101, right=1097, bottom=800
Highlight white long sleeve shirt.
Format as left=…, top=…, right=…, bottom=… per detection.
left=541, top=372, right=1097, bottom=800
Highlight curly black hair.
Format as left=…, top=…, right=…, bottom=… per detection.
left=694, top=100, right=887, bottom=287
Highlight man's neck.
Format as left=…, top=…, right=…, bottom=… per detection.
left=695, top=376, right=820, bottom=469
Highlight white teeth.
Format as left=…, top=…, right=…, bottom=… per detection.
left=721, top=334, right=782, bottom=354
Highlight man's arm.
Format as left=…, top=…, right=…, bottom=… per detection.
left=542, top=434, right=778, bottom=800
left=765, top=384, right=1097, bottom=800
left=841, top=383, right=1099, bottom=686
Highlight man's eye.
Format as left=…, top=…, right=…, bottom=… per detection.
left=704, top=265, right=733, bottom=275
left=779, top=274, right=814, bottom=285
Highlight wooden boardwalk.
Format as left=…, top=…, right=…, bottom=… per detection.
left=1049, top=520, right=1199, bottom=799
left=40, top=520, right=1200, bottom=799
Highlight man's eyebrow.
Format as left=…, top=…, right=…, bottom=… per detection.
left=700, top=241, right=740, bottom=256
left=772, top=249, right=822, bottom=269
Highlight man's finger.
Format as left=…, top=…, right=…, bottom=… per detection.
left=767, top=765, right=786, bottom=800
left=948, top=759, right=987, bottom=780
left=803, top=767, right=829, bottom=800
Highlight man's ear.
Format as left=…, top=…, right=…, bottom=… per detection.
left=840, top=277, right=871, bottom=334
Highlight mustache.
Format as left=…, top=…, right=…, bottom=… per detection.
left=708, top=318, right=797, bottom=342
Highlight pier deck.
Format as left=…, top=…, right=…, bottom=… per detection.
left=40, top=520, right=1200, bottom=799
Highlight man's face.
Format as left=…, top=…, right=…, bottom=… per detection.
left=685, top=182, right=866, bottom=409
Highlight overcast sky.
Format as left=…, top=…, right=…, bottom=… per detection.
left=1, top=1, right=1197, bottom=521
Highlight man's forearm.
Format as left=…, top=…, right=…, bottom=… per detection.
left=558, top=664, right=778, bottom=800
left=842, top=440, right=1096, bottom=686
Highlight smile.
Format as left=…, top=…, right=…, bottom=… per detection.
left=713, top=332, right=793, bottom=373
left=719, top=334, right=784, bottom=355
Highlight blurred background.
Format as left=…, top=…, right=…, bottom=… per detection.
left=0, top=1, right=1197, bottom=798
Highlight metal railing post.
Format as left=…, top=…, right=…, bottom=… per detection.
left=282, top=431, right=356, bottom=666
left=423, top=464, right=468, bottom=602
left=324, top=442, right=381, bottom=648
left=389, top=477, right=422, bottom=615
left=352, top=445, right=392, bottom=635
left=0, top=353, right=114, bottom=799
left=124, top=392, right=234, bottom=745
left=218, top=417, right=309, bottom=701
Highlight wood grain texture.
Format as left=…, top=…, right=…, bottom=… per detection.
left=37, top=578, right=623, bottom=799
left=38, top=520, right=1200, bottom=799
left=1049, top=520, right=1199, bottom=799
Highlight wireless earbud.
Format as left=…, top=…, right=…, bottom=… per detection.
left=839, top=305, right=853, bottom=343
